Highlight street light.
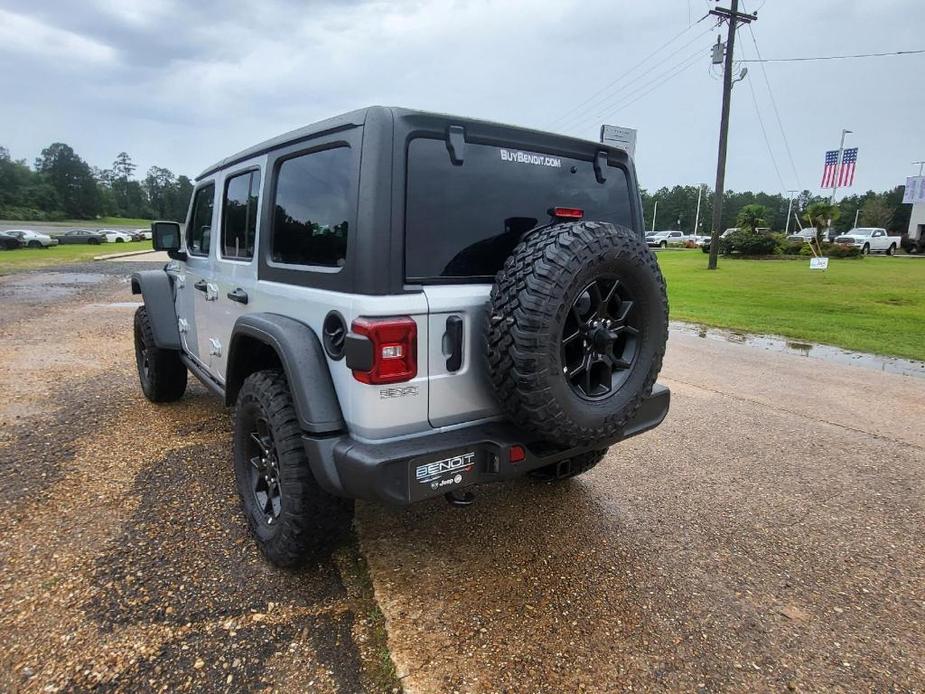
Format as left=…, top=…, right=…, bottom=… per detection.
left=829, top=129, right=852, bottom=204
left=785, top=189, right=799, bottom=235
left=693, top=183, right=707, bottom=236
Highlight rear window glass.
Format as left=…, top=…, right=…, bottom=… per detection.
left=405, top=138, right=633, bottom=281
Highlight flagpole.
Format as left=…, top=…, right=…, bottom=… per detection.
left=830, top=128, right=852, bottom=204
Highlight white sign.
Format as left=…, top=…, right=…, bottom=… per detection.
left=600, top=124, right=637, bottom=158
left=903, top=176, right=925, bottom=204
left=810, top=257, right=829, bottom=270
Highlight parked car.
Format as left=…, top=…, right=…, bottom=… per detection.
left=5, top=229, right=59, bottom=248
left=786, top=227, right=819, bottom=243
left=700, top=228, right=738, bottom=253
left=97, top=229, right=133, bottom=243
left=646, top=230, right=689, bottom=248
left=0, top=230, right=26, bottom=250
left=833, top=227, right=898, bottom=255
left=57, top=228, right=106, bottom=245
left=131, top=106, right=670, bottom=566
left=133, top=228, right=153, bottom=240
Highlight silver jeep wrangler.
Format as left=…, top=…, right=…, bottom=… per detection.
left=132, top=106, right=670, bottom=566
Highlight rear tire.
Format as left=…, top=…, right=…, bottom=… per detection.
left=233, top=370, right=351, bottom=567
left=529, top=448, right=607, bottom=482
left=887, top=243, right=895, bottom=256
left=134, top=306, right=187, bottom=402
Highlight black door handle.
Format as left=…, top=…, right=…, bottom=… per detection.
left=227, top=288, right=248, bottom=304
left=193, top=279, right=208, bottom=292
left=445, top=315, right=463, bottom=372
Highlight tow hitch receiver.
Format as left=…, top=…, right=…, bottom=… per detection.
left=445, top=490, right=475, bottom=506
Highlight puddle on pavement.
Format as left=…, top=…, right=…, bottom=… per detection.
left=671, top=321, right=925, bottom=379
left=82, top=302, right=143, bottom=310
left=0, top=272, right=108, bottom=300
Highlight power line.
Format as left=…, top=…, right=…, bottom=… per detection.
left=556, top=27, right=713, bottom=132
left=594, top=49, right=707, bottom=121
left=739, top=41, right=786, bottom=192
left=547, top=14, right=710, bottom=130
left=741, top=7, right=800, bottom=188
left=577, top=33, right=711, bottom=122
left=740, top=48, right=925, bottom=63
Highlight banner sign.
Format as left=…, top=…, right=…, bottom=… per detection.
left=903, top=176, right=925, bottom=204
left=810, top=257, right=829, bottom=270
left=600, top=125, right=637, bottom=158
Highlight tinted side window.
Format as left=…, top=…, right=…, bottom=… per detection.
left=187, top=184, right=215, bottom=256
left=222, top=170, right=260, bottom=259
left=271, top=147, right=351, bottom=267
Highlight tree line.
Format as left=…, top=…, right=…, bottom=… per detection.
left=0, top=144, right=192, bottom=222
left=641, top=185, right=911, bottom=235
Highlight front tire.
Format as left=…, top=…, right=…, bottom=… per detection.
left=233, top=370, right=350, bottom=567
left=660, top=241, right=667, bottom=249
left=28, top=240, right=41, bottom=248
left=862, top=244, right=870, bottom=255
left=134, top=306, right=187, bottom=402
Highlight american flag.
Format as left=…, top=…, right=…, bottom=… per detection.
left=821, top=147, right=858, bottom=188
left=838, top=147, right=858, bottom=187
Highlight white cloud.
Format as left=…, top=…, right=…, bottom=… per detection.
left=0, top=8, right=116, bottom=66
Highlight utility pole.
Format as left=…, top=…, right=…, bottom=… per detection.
left=651, top=200, right=658, bottom=231
left=829, top=128, right=852, bottom=204
left=707, top=0, right=757, bottom=269
left=784, top=189, right=799, bottom=235
left=913, top=161, right=925, bottom=176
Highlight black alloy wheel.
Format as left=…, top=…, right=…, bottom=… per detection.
left=243, top=412, right=282, bottom=526
left=561, top=277, right=639, bottom=400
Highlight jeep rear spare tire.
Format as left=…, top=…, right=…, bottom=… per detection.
left=486, top=221, right=668, bottom=447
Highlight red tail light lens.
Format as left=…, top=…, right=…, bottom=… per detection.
left=351, top=317, right=417, bottom=384
left=551, top=207, right=584, bottom=219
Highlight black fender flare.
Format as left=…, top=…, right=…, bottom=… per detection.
left=130, top=270, right=180, bottom=350
left=226, top=314, right=345, bottom=435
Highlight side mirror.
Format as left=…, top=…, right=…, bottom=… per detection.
left=152, top=221, right=185, bottom=260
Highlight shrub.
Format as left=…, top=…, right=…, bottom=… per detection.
left=721, top=228, right=782, bottom=256
left=782, top=239, right=806, bottom=255
left=797, top=242, right=861, bottom=258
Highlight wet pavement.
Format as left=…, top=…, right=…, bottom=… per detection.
left=1, top=264, right=923, bottom=692
left=359, top=325, right=925, bottom=691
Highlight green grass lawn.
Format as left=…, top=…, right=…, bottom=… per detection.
left=0, top=241, right=153, bottom=275
left=0, top=217, right=153, bottom=228
left=656, top=251, right=925, bottom=360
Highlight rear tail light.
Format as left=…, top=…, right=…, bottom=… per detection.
left=509, top=445, right=526, bottom=463
left=550, top=207, right=584, bottom=219
left=350, top=316, right=417, bottom=384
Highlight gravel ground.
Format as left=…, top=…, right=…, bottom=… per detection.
left=0, top=265, right=399, bottom=693
left=1, top=262, right=922, bottom=693
left=359, top=329, right=924, bottom=692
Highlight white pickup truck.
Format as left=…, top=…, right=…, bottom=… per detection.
left=833, top=228, right=899, bottom=255
left=646, top=230, right=690, bottom=248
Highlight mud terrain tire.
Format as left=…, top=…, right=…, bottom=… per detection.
left=233, top=369, right=351, bottom=567
left=486, top=221, right=667, bottom=447
left=134, top=306, right=187, bottom=402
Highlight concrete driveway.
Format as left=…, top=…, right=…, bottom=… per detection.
left=1, top=265, right=922, bottom=692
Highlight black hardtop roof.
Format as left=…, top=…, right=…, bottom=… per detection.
left=197, top=105, right=629, bottom=180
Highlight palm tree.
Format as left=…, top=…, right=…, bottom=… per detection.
left=804, top=202, right=840, bottom=245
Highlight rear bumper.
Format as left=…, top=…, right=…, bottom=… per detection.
left=303, top=384, right=670, bottom=505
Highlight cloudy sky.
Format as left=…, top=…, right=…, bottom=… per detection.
left=2, top=0, right=923, bottom=195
